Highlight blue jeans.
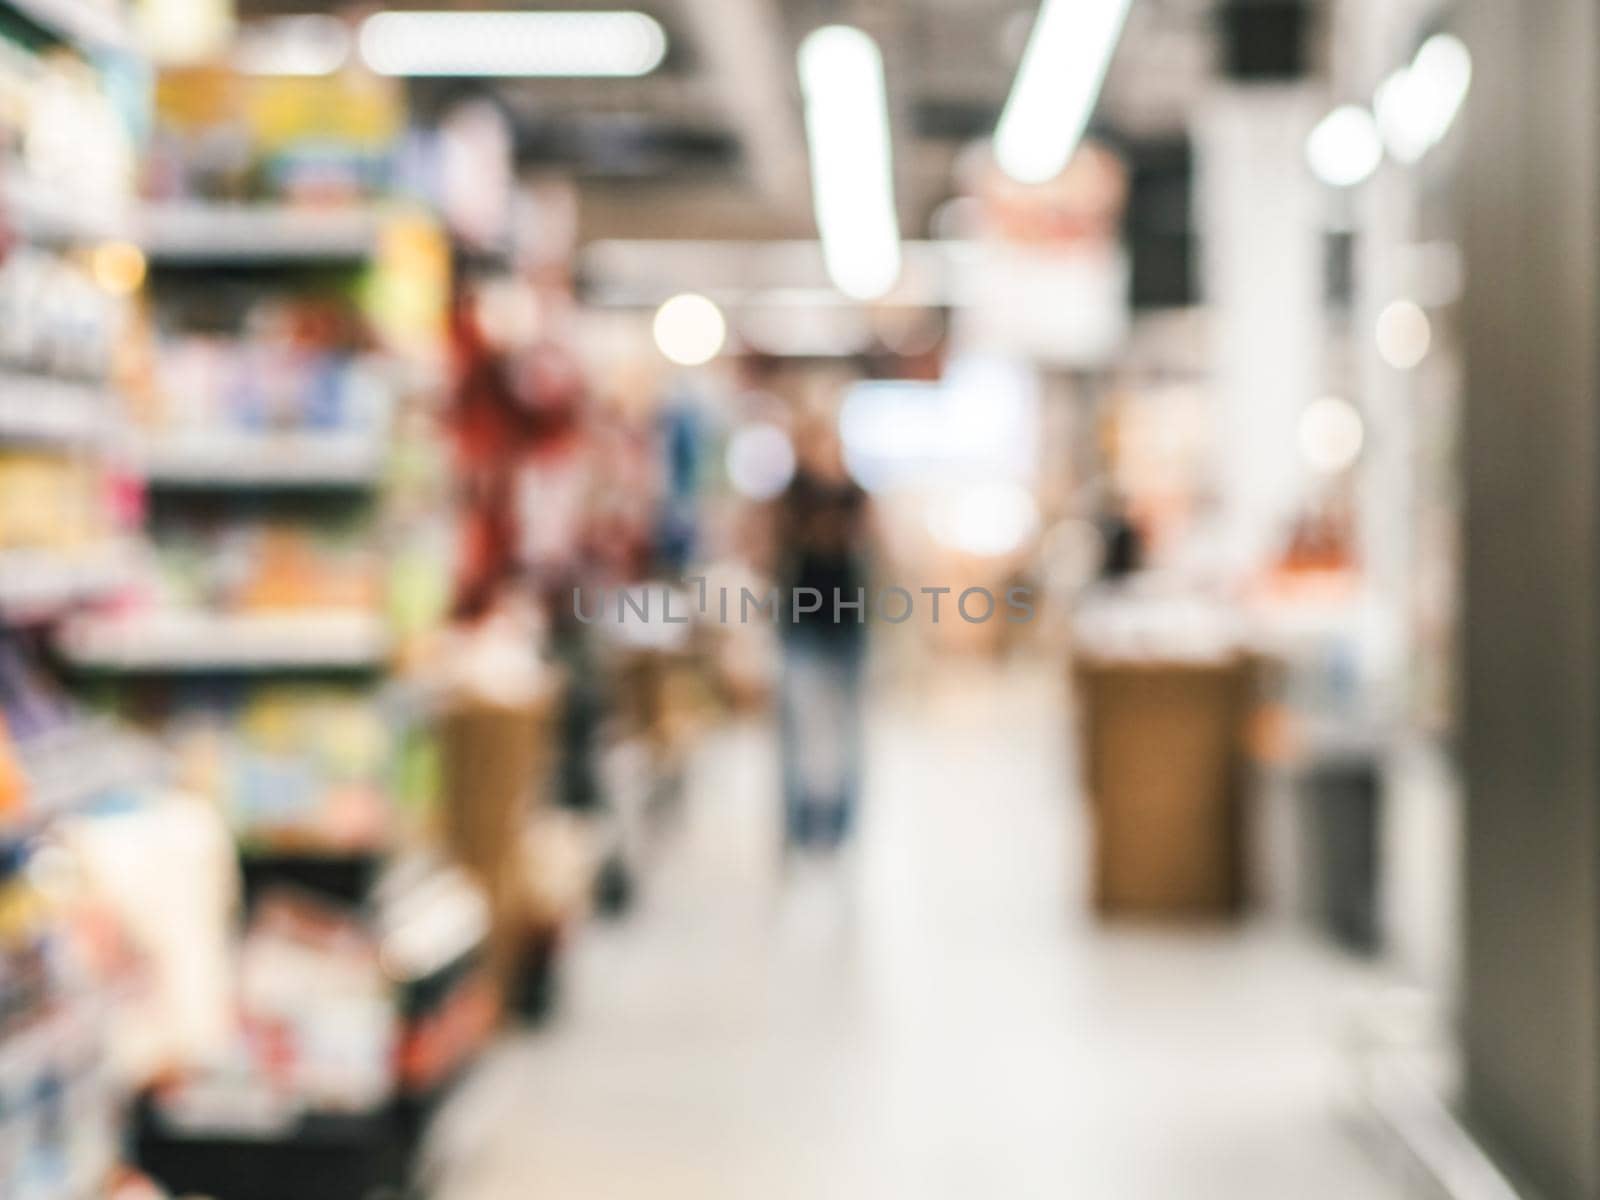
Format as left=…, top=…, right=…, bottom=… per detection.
left=779, top=629, right=865, bottom=847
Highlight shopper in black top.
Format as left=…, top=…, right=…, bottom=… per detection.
left=774, top=418, right=872, bottom=852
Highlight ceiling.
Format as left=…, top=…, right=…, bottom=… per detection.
left=384, top=0, right=1220, bottom=242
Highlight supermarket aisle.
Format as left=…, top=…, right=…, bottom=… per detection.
left=432, top=662, right=1412, bottom=1200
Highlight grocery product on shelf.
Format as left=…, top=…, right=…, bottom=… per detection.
left=141, top=352, right=384, bottom=433
left=0, top=630, right=159, bottom=922
left=0, top=29, right=134, bottom=240
left=0, top=682, right=159, bottom=1200
left=0, top=262, right=136, bottom=610
left=0, top=451, right=106, bottom=552
left=0, top=245, right=123, bottom=383
left=131, top=519, right=382, bottom=615
left=160, top=682, right=421, bottom=853
left=129, top=286, right=394, bottom=441
left=144, top=65, right=402, bottom=208
left=0, top=862, right=123, bottom=1200
left=0, top=716, right=24, bottom=818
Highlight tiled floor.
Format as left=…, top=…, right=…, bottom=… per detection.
left=432, top=662, right=1416, bottom=1199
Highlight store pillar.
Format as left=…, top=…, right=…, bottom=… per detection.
left=1193, top=84, right=1323, bottom=580
left=1460, top=0, right=1600, bottom=1195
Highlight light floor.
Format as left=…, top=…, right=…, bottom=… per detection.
left=433, top=662, right=1416, bottom=1200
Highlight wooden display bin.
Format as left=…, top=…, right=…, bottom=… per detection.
left=1075, top=655, right=1253, bottom=917
left=438, top=689, right=561, bottom=998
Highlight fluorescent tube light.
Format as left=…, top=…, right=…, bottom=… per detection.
left=1306, top=104, right=1383, bottom=187
left=993, top=0, right=1133, bottom=185
left=797, top=25, right=901, bottom=301
left=1373, top=33, right=1472, bottom=164
left=358, top=10, right=667, bottom=78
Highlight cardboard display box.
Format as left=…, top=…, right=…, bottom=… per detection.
left=438, top=692, right=561, bottom=990
left=1076, top=655, right=1253, bottom=917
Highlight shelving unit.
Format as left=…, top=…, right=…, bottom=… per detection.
left=14, top=21, right=504, bottom=1181
left=0, top=0, right=142, bottom=684
left=72, top=200, right=406, bottom=666
left=81, top=62, right=487, bottom=1199
left=0, top=7, right=150, bottom=1193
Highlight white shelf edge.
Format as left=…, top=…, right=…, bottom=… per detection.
left=138, top=204, right=386, bottom=263
left=59, top=611, right=391, bottom=671
left=3, top=174, right=131, bottom=243
left=133, top=432, right=387, bottom=487
left=0, top=374, right=115, bottom=443
left=0, top=545, right=131, bottom=617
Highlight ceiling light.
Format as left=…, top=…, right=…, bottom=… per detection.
left=1298, top=396, right=1365, bottom=474
left=1376, top=299, right=1432, bottom=369
left=993, top=0, right=1133, bottom=185
left=1373, top=73, right=1428, bottom=165
left=358, top=10, right=667, bottom=78
left=653, top=293, right=727, bottom=366
left=1374, top=33, right=1472, bottom=164
left=1306, top=104, right=1383, bottom=187
left=1410, top=34, right=1472, bottom=135
left=236, top=15, right=351, bottom=76
left=797, top=25, right=901, bottom=301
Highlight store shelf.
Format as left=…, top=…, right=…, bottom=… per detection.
left=3, top=174, right=130, bottom=243
left=139, top=204, right=385, bottom=264
left=60, top=610, right=390, bottom=672
left=134, top=431, right=387, bottom=488
left=0, top=373, right=115, bottom=442
left=0, top=545, right=130, bottom=618
left=0, top=0, right=131, bottom=55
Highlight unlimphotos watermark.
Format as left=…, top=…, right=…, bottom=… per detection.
left=574, top=580, right=1035, bottom=626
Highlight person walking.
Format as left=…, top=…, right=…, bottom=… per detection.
left=773, top=418, right=873, bottom=852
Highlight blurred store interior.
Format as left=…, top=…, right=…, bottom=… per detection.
left=0, top=0, right=1590, bottom=1196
